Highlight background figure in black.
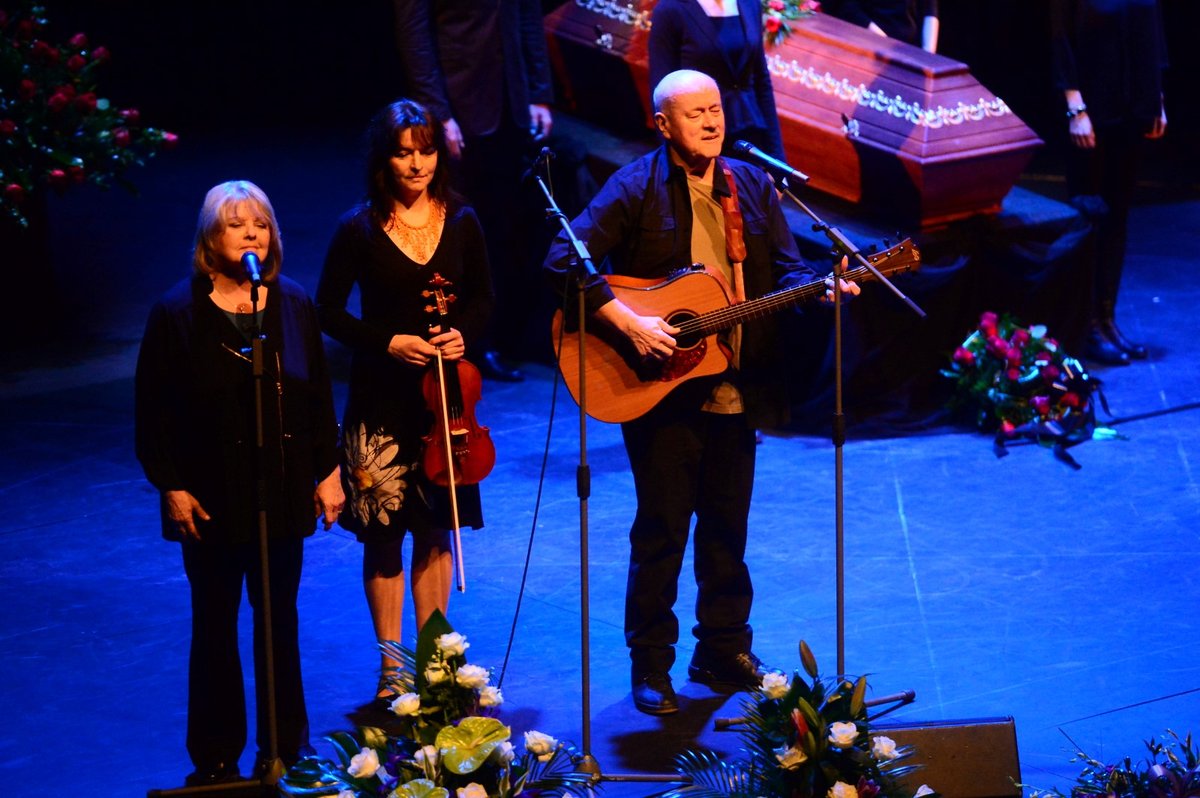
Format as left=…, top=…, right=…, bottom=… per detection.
left=649, top=0, right=786, bottom=160
left=135, top=181, right=343, bottom=787
left=393, top=0, right=554, bottom=381
left=822, top=0, right=940, bottom=52
left=1051, top=0, right=1168, bottom=366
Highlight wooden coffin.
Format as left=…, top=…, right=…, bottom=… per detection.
left=768, top=13, right=1042, bottom=229
left=543, top=0, right=656, bottom=135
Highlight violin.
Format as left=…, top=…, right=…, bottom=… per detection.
left=420, top=273, right=495, bottom=488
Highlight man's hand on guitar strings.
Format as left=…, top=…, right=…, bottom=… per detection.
left=597, top=299, right=679, bottom=360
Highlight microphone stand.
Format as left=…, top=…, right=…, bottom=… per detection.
left=148, top=279, right=279, bottom=798
left=531, top=152, right=682, bottom=790
left=776, top=176, right=925, bottom=679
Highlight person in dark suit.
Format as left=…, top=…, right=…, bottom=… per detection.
left=649, top=0, right=786, bottom=161
left=823, top=0, right=940, bottom=52
left=393, top=0, right=554, bottom=381
left=1051, top=0, right=1168, bottom=365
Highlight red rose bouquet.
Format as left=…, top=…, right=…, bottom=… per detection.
left=762, top=0, right=821, bottom=47
left=941, top=311, right=1110, bottom=466
left=1, top=2, right=177, bottom=227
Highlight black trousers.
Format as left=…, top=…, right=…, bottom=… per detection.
left=1065, top=121, right=1145, bottom=317
left=620, top=405, right=757, bottom=675
left=181, top=537, right=308, bottom=771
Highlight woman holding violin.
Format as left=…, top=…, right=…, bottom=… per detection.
left=317, top=99, right=494, bottom=699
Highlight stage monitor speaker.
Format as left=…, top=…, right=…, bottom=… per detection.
left=871, top=717, right=1021, bottom=798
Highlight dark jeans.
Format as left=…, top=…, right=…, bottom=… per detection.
left=620, top=405, right=756, bottom=675
left=181, top=537, right=308, bottom=771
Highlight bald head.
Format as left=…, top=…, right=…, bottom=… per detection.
left=652, top=69, right=721, bottom=115
left=652, top=70, right=724, bottom=174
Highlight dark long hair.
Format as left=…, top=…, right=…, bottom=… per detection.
left=363, top=99, right=457, bottom=223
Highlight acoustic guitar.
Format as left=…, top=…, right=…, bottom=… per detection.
left=552, top=239, right=920, bottom=423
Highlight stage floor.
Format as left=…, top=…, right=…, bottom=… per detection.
left=1, top=121, right=1197, bottom=796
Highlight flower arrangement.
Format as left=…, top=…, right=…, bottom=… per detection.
left=280, top=610, right=594, bottom=798
left=940, top=311, right=1110, bottom=464
left=666, top=641, right=936, bottom=798
left=1030, top=730, right=1199, bottom=798
left=762, top=0, right=822, bottom=47
left=0, top=2, right=177, bottom=227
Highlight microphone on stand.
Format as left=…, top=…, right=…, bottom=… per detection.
left=522, top=146, right=555, bottom=185
left=241, top=251, right=263, bottom=288
left=732, top=140, right=810, bottom=185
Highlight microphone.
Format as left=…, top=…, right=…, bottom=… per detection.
left=732, top=140, right=810, bottom=184
left=521, top=146, right=555, bottom=185
left=241, top=251, right=263, bottom=288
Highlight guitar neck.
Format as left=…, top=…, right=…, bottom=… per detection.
left=683, top=263, right=876, bottom=337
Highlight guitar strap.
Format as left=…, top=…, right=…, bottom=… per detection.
left=718, top=157, right=747, bottom=303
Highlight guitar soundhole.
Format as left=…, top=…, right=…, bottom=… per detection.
left=633, top=312, right=706, bottom=383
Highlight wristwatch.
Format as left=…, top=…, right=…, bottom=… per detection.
left=1066, top=104, right=1088, bottom=119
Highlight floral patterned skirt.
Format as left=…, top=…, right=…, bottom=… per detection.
left=339, top=416, right=483, bottom=543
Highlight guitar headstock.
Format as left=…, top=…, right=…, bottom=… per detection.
left=844, top=238, right=921, bottom=282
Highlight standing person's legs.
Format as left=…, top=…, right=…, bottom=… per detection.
left=182, top=539, right=248, bottom=782
left=363, top=538, right=406, bottom=691
left=410, top=527, right=453, bottom=630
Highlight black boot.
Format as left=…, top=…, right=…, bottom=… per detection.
left=1085, top=321, right=1130, bottom=366
left=1101, top=317, right=1147, bottom=359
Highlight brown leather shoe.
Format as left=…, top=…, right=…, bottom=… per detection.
left=688, top=651, right=775, bottom=690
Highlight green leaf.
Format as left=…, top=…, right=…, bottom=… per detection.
left=849, top=676, right=867, bottom=717
left=436, top=715, right=511, bottom=774
left=325, top=731, right=364, bottom=767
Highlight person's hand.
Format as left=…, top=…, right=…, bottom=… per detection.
left=1146, top=101, right=1167, bottom=140
left=597, top=299, right=678, bottom=360
left=529, top=104, right=553, bottom=142
left=165, top=490, right=210, bottom=541
left=1069, top=111, right=1096, bottom=149
left=443, top=117, right=465, bottom=158
left=820, top=260, right=862, bottom=303
left=387, top=333, right=441, bottom=367
left=428, top=326, right=465, bottom=361
left=314, top=467, right=344, bottom=531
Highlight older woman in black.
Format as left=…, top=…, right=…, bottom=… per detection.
left=135, top=180, right=343, bottom=786
left=316, top=100, right=494, bottom=699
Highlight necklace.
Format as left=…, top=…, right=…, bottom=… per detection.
left=212, top=276, right=255, bottom=314
left=387, top=201, right=445, bottom=264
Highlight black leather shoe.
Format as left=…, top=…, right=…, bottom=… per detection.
left=1085, top=326, right=1130, bottom=367
left=184, top=762, right=241, bottom=787
left=1101, top=319, right=1147, bottom=359
left=479, top=350, right=524, bottom=382
left=688, top=651, right=774, bottom=690
left=632, top=672, right=679, bottom=715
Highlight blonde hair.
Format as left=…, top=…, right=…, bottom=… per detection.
left=191, top=180, right=283, bottom=280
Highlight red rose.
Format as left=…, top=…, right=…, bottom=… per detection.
left=113, top=127, right=131, bottom=147
left=119, top=108, right=141, bottom=125
left=1031, top=396, right=1050, bottom=416
left=1010, top=328, right=1030, bottom=347
left=47, top=92, right=71, bottom=113
left=74, top=92, right=98, bottom=113
left=1005, top=367, right=1020, bottom=381
left=4, top=183, right=25, bottom=203
left=765, top=16, right=781, bottom=33
left=16, top=19, right=35, bottom=40
left=1005, top=348, right=1022, bottom=365
left=31, top=40, right=59, bottom=64
left=67, top=54, right=87, bottom=72
left=91, top=45, right=111, bottom=63
left=47, top=169, right=68, bottom=189
left=1000, top=420, right=1016, bottom=437
left=68, top=164, right=86, bottom=184
left=0, top=119, right=15, bottom=136
left=979, top=311, right=999, bottom=335
left=1034, top=352, right=1052, bottom=364
left=1060, top=392, right=1080, bottom=408
left=69, top=32, right=89, bottom=48
left=161, top=131, right=180, bottom=150
left=54, top=83, right=76, bottom=99
left=18, top=79, right=37, bottom=101
left=953, top=346, right=976, bottom=367
left=987, top=335, right=1006, bottom=356
left=1040, top=364, right=1060, bottom=381
left=769, top=0, right=785, bottom=8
